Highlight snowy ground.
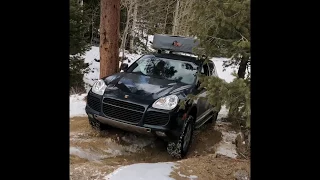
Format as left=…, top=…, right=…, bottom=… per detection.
left=104, top=162, right=176, bottom=180
left=70, top=94, right=87, bottom=118
left=70, top=36, right=244, bottom=179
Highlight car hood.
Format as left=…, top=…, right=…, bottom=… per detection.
left=102, top=72, right=192, bottom=103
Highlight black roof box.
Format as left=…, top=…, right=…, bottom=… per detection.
left=152, top=34, right=200, bottom=54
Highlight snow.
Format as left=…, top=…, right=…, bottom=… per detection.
left=70, top=46, right=143, bottom=118
left=211, top=57, right=236, bottom=83
left=104, top=162, right=176, bottom=180
left=217, top=105, right=229, bottom=120
left=82, top=46, right=141, bottom=91
left=69, top=93, right=87, bottom=118
left=216, top=131, right=238, bottom=158
left=177, top=171, right=198, bottom=179
left=147, top=35, right=154, bottom=50
left=214, top=122, right=239, bottom=159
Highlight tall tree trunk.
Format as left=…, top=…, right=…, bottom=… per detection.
left=163, top=0, right=170, bottom=34
left=172, top=0, right=180, bottom=35
left=237, top=57, right=248, bottom=79
left=90, top=10, right=94, bottom=44
left=99, top=0, right=120, bottom=78
left=120, top=1, right=133, bottom=61
left=130, top=0, right=138, bottom=53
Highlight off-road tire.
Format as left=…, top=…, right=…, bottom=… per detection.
left=167, top=115, right=195, bottom=159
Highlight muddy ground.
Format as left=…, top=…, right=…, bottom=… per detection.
left=70, top=117, right=250, bottom=180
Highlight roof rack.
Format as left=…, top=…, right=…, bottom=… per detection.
left=152, top=34, right=200, bottom=55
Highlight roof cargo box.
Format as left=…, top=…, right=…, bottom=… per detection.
left=152, top=34, right=200, bottom=54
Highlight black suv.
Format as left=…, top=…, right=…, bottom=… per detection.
left=85, top=52, right=219, bottom=158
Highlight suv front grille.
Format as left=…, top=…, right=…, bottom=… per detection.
left=103, top=98, right=145, bottom=112
left=102, top=98, right=145, bottom=124
left=144, top=111, right=169, bottom=126
left=87, top=94, right=101, bottom=112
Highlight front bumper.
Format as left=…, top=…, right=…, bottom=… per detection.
left=85, top=93, right=184, bottom=140
left=93, top=114, right=153, bottom=135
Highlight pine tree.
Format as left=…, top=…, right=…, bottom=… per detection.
left=70, top=0, right=90, bottom=55
left=69, top=0, right=90, bottom=92
left=83, top=0, right=101, bottom=45
left=188, top=0, right=250, bottom=128
left=190, top=0, right=250, bottom=79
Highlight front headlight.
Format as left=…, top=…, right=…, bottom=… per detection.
left=152, top=95, right=179, bottom=110
left=91, top=79, right=107, bottom=95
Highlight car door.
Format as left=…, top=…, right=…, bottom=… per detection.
left=195, top=63, right=212, bottom=125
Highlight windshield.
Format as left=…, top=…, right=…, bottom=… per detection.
left=127, top=55, right=199, bottom=85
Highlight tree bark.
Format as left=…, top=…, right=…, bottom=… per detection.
left=130, top=0, right=138, bottom=53
left=90, top=10, right=94, bottom=44
left=163, top=0, right=170, bottom=34
left=99, top=0, right=120, bottom=78
left=237, top=57, right=248, bottom=79
left=120, top=1, right=133, bottom=61
left=172, top=0, right=180, bottom=35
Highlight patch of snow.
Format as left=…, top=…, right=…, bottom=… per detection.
left=214, top=122, right=239, bottom=158
left=177, top=171, right=198, bottom=179
left=82, top=46, right=141, bottom=92
left=211, top=57, right=236, bottom=83
left=104, top=162, right=176, bottom=180
left=217, top=105, right=229, bottom=120
left=147, top=35, right=154, bottom=50
left=70, top=93, right=87, bottom=118
left=84, top=46, right=100, bottom=64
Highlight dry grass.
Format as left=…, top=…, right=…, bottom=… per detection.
left=171, top=155, right=250, bottom=180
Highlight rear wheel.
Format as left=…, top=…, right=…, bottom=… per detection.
left=167, top=115, right=195, bottom=159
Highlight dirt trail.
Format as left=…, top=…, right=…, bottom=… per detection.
left=70, top=117, right=250, bottom=180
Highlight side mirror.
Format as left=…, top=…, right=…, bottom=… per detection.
left=120, top=63, right=128, bottom=71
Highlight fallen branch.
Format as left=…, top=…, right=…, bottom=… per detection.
left=238, top=151, right=248, bottom=160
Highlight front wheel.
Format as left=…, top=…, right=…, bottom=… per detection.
left=167, top=115, right=195, bottom=159
left=88, top=117, right=108, bottom=131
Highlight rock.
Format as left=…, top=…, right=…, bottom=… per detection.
left=234, top=169, right=249, bottom=180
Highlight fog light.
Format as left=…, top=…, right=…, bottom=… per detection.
left=155, top=131, right=166, bottom=137
left=88, top=113, right=93, bottom=118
